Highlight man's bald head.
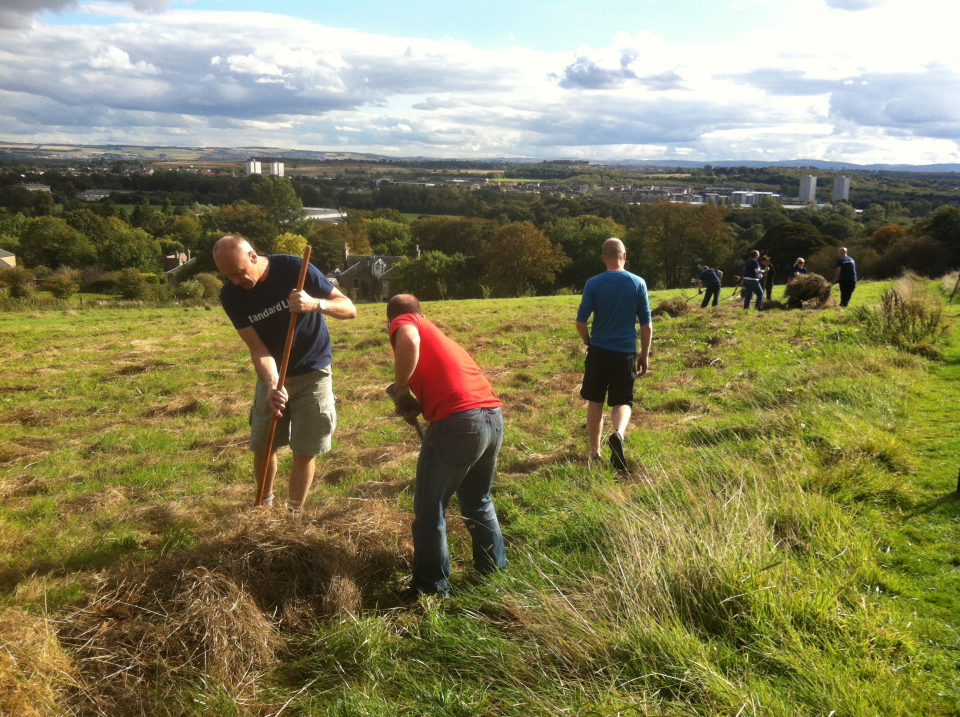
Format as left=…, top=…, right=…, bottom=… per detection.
left=214, top=235, right=264, bottom=289
left=837, top=247, right=848, bottom=256
left=387, top=294, right=423, bottom=322
left=602, top=238, right=625, bottom=260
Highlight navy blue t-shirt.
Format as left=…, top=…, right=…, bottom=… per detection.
left=220, top=254, right=336, bottom=376
left=792, top=265, right=808, bottom=277
left=836, top=255, right=858, bottom=282
left=700, top=268, right=721, bottom=285
left=742, top=258, right=762, bottom=282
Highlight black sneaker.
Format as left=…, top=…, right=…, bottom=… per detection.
left=608, top=432, right=628, bottom=473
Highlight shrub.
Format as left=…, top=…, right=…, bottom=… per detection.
left=115, top=268, right=149, bottom=300
left=852, top=280, right=947, bottom=354
left=44, top=270, right=80, bottom=300
left=0, top=266, right=35, bottom=298
left=78, top=266, right=117, bottom=294
left=174, top=280, right=205, bottom=301
left=193, top=272, right=224, bottom=300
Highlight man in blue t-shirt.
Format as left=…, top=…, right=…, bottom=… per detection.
left=575, top=238, right=653, bottom=472
left=833, top=247, right=858, bottom=307
left=215, top=235, right=357, bottom=512
left=697, top=266, right=723, bottom=308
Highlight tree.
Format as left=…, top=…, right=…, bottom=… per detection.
left=115, top=268, right=149, bottom=300
left=868, top=224, right=908, bottom=253
left=544, top=215, right=624, bottom=290
left=308, top=222, right=373, bottom=273
left=819, top=217, right=859, bottom=243
left=252, top=176, right=307, bottom=233
left=19, top=217, right=96, bottom=269
left=274, top=232, right=309, bottom=256
left=365, top=219, right=412, bottom=255
left=756, top=222, right=832, bottom=275
left=215, top=201, right=276, bottom=252
left=862, top=203, right=886, bottom=223
left=477, top=222, right=567, bottom=297
left=410, top=216, right=497, bottom=256
left=627, top=203, right=733, bottom=288
left=393, top=251, right=478, bottom=300
left=916, top=205, right=960, bottom=262
left=44, top=270, right=79, bottom=300
left=32, top=191, right=55, bottom=217
left=98, top=227, right=162, bottom=273
left=193, top=272, right=224, bottom=300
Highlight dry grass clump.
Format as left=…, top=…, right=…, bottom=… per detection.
left=57, top=509, right=407, bottom=714
left=0, top=608, right=77, bottom=717
left=784, top=273, right=833, bottom=308
left=761, top=299, right=787, bottom=311
left=652, top=299, right=692, bottom=318
left=939, top=270, right=959, bottom=300
left=853, top=274, right=947, bottom=356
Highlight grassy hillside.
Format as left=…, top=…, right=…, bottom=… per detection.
left=0, top=281, right=958, bottom=715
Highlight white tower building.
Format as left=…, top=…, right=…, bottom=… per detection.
left=269, top=162, right=284, bottom=177
left=246, top=159, right=262, bottom=176
left=832, top=176, right=850, bottom=202
left=799, top=175, right=817, bottom=203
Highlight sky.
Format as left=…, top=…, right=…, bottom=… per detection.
left=0, top=0, right=958, bottom=165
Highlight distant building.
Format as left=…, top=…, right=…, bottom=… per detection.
left=832, top=176, right=851, bottom=202
left=0, top=249, right=15, bottom=268
left=77, top=189, right=133, bottom=202
left=731, top=190, right=780, bottom=207
left=245, top=159, right=285, bottom=177
left=304, top=207, right=346, bottom=224
left=799, top=175, right=817, bottom=203
left=16, top=183, right=51, bottom=193
left=392, top=181, right=436, bottom=188
left=326, top=250, right=404, bottom=301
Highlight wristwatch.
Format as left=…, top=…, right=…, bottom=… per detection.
left=317, top=298, right=328, bottom=312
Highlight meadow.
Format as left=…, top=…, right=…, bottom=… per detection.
left=1, top=280, right=958, bottom=716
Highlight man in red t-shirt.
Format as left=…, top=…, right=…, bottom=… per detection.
left=387, top=294, right=506, bottom=598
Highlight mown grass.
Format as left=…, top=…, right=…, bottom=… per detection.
left=0, top=278, right=958, bottom=715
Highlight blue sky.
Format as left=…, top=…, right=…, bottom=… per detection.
left=1, top=0, right=958, bottom=164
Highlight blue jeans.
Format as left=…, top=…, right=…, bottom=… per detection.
left=742, top=280, right=763, bottom=309
left=412, top=406, right=507, bottom=595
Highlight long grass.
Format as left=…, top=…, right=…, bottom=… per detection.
left=0, top=280, right=957, bottom=715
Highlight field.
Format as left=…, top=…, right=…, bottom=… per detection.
left=1, top=281, right=959, bottom=715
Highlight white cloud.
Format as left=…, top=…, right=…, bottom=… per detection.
left=0, top=1, right=956, bottom=163
left=825, top=0, right=886, bottom=10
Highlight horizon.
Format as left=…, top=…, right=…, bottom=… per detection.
left=1, top=1, right=958, bottom=166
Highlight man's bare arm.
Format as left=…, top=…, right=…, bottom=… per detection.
left=237, top=326, right=285, bottom=415
left=288, top=286, right=358, bottom=320
left=575, top=321, right=590, bottom=346
left=393, top=324, right=420, bottom=389
left=637, top=323, right=653, bottom=377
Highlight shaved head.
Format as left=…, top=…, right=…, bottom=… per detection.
left=214, top=235, right=265, bottom=289
left=387, top=294, right=423, bottom=322
left=602, top=238, right=625, bottom=260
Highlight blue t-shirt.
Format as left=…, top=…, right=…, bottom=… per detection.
left=220, top=254, right=336, bottom=376
left=836, top=255, right=857, bottom=282
left=576, top=270, right=651, bottom=353
left=742, top=258, right=762, bottom=282
left=700, top=268, right=721, bottom=285
left=792, top=265, right=808, bottom=276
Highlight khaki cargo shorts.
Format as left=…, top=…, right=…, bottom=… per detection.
left=249, top=367, right=336, bottom=456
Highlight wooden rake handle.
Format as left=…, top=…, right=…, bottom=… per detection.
left=255, top=245, right=312, bottom=507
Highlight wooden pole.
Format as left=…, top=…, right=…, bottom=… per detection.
left=255, top=246, right=312, bottom=507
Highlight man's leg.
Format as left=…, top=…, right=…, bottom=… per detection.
left=608, top=404, right=631, bottom=472
left=287, top=453, right=316, bottom=511
left=742, top=284, right=752, bottom=310
left=457, top=409, right=507, bottom=576
left=411, top=415, right=478, bottom=595
left=700, top=289, right=710, bottom=309
left=587, top=401, right=604, bottom=458
left=711, top=286, right=720, bottom=307
left=252, top=448, right=279, bottom=506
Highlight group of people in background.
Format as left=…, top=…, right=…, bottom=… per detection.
left=697, top=247, right=857, bottom=311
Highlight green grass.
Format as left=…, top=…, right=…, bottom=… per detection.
left=0, top=279, right=958, bottom=715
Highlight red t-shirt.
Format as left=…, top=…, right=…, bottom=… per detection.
left=389, top=313, right=500, bottom=422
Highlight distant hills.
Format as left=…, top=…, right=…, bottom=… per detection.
left=0, top=142, right=957, bottom=173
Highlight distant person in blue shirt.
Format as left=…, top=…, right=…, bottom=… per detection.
left=215, top=235, right=357, bottom=512
left=575, top=238, right=653, bottom=472
left=790, top=258, right=808, bottom=282
left=698, top=266, right=723, bottom=308
left=833, top=247, right=858, bottom=307
left=741, top=250, right=764, bottom=310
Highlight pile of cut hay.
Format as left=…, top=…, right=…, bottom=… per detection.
left=58, top=508, right=410, bottom=715
left=0, top=608, right=77, bottom=717
left=652, top=299, right=691, bottom=318
left=784, top=273, right=833, bottom=309
left=761, top=299, right=787, bottom=311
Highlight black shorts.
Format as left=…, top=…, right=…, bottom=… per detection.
left=580, top=344, right=637, bottom=407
